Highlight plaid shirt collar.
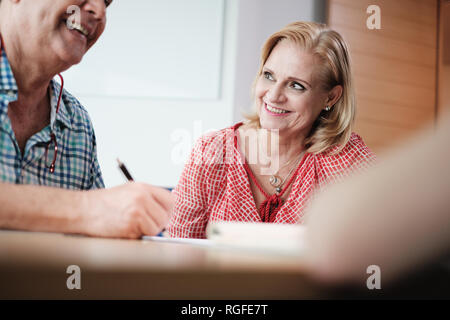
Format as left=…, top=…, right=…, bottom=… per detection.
left=0, top=41, right=72, bottom=130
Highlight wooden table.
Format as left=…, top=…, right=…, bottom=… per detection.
left=0, top=230, right=326, bottom=299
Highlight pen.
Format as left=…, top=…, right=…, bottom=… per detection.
left=117, top=158, right=134, bottom=181
left=116, top=158, right=165, bottom=237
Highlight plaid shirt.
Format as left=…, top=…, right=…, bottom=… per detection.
left=167, top=125, right=376, bottom=239
left=0, top=44, right=104, bottom=189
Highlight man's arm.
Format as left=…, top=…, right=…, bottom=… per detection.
left=0, top=182, right=174, bottom=239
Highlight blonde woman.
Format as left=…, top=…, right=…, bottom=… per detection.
left=168, top=22, right=376, bottom=239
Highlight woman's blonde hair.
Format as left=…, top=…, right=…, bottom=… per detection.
left=247, top=21, right=355, bottom=154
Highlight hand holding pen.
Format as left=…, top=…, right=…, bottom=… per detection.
left=117, top=158, right=134, bottom=181
left=117, top=158, right=171, bottom=237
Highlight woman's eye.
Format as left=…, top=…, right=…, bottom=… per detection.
left=263, top=71, right=274, bottom=81
left=291, top=82, right=305, bottom=91
left=104, top=0, right=113, bottom=7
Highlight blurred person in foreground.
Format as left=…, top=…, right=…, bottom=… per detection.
left=304, top=112, right=450, bottom=297
left=0, top=0, right=173, bottom=238
left=168, top=22, right=376, bottom=239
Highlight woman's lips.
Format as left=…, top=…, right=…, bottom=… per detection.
left=264, top=102, right=291, bottom=116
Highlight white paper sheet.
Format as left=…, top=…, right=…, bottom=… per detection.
left=142, top=236, right=213, bottom=247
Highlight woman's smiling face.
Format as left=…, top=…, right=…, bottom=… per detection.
left=255, top=39, right=330, bottom=138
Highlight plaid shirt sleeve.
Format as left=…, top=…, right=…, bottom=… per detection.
left=89, top=130, right=104, bottom=189
left=47, top=88, right=105, bottom=190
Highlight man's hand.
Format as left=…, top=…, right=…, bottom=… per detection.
left=82, top=182, right=174, bottom=239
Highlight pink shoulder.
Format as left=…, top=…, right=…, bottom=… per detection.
left=315, top=132, right=376, bottom=179
left=189, top=126, right=235, bottom=165
left=342, top=132, right=376, bottom=161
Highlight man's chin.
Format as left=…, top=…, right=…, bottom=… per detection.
left=57, top=51, right=84, bottom=71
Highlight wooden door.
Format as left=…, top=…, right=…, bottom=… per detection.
left=327, top=0, right=438, bottom=154
left=438, top=0, right=450, bottom=120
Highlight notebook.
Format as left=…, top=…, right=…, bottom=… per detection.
left=206, top=221, right=306, bottom=256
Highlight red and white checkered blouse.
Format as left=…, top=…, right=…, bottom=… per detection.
left=167, top=124, right=376, bottom=239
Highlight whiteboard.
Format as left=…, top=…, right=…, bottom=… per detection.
left=63, top=0, right=225, bottom=100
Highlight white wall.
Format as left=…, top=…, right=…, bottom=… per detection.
left=62, top=0, right=324, bottom=188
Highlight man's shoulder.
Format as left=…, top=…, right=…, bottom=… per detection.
left=60, top=86, right=95, bottom=134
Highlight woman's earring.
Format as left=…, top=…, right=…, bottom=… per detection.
left=325, top=105, right=331, bottom=111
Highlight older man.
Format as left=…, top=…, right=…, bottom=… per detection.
left=0, top=0, right=173, bottom=238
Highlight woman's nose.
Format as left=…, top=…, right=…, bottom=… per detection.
left=265, top=83, right=286, bottom=104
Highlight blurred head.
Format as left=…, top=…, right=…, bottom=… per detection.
left=0, top=0, right=112, bottom=72
left=248, top=21, right=355, bottom=154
